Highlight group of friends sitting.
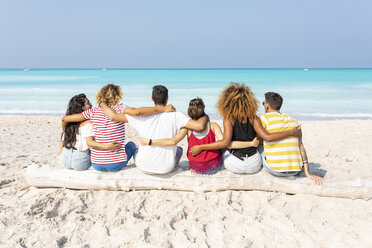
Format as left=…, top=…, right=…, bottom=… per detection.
left=60, top=83, right=323, bottom=185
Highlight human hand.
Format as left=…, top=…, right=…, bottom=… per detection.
left=306, top=173, right=323, bottom=185
left=107, top=142, right=121, bottom=152
left=189, top=145, right=202, bottom=156
left=163, top=104, right=176, bottom=112
left=252, top=137, right=259, bottom=147
left=140, top=137, right=149, bottom=146
left=291, top=126, right=301, bottom=137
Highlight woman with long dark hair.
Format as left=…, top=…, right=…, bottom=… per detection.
left=62, top=84, right=174, bottom=172
left=60, top=93, right=119, bottom=170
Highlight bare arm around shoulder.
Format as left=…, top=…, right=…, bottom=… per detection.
left=253, top=116, right=300, bottom=142
left=211, top=120, right=259, bottom=149
left=299, top=130, right=323, bottom=185
left=100, top=103, right=175, bottom=123
left=86, top=136, right=121, bottom=152
left=189, top=118, right=233, bottom=155
left=211, top=122, right=223, bottom=140
left=140, top=128, right=188, bottom=147
left=228, top=138, right=259, bottom=149
left=184, top=116, right=209, bottom=132
left=210, top=121, right=258, bottom=150
left=61, top=113, right=85, bottom=130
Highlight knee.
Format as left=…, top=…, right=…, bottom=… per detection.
left=127, top=141, right=135, bottom=146
left=126, top=141, right=136, bottom=151
left=176, top=146, right=183, bottom=157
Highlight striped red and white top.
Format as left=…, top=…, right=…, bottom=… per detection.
left=82, top=104, right=127, bottom=165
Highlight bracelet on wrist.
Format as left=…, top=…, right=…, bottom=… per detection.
left=149, top=139, right=152, bottom=146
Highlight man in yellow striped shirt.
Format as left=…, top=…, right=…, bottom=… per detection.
left=259, top=92, right=323, bottom=185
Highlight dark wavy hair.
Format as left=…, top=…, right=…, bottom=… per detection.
left=188, top=98, right=206, bottom=120
left=62, top=94, right=88, bottom=149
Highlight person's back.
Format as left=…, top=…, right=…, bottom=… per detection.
left=137, top=98, right=222, bottom=175
left=260, top=112, right=302, bottom=172
left=83, top=104, right=127, bottom=165
left=187, top=121, right=222, bottom=174
left=60, top=94, right=94, bottom=171
left=230, top=119, right=257, bottom=159
left=127, top=111, right=189, bottom=174
left=259, top=91, right=323, bottom=185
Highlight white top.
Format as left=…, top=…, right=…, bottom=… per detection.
left=75, top=123, right=94, bottom=151
left=126, top=111, right=190, bottom=174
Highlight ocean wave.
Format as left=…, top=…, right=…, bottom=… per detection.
left=0, top=75, right=98, bottom=82
left=355, top=83, right=372, bottom=89
left=0, top=87, right=98, bottom=94
left=0, top=109, right=64, bottom=115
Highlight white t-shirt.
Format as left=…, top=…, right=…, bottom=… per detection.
left=126, top=111, right=190, bottom=174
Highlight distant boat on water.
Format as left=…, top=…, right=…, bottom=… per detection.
left=23, top=68, right=30, bottom=71
left=102, top=68, right=107, bottom=71
left=304, top=68, right=308, bottom=71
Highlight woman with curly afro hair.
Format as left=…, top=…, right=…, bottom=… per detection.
left=189, top=83, right=300, bottom=174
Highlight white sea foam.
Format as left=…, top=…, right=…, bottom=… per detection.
left=0, top=69, right=371, bottom=120
left=0, top=109, right=64, bottom=114
left=0, top=75, right=97, bottom=82
left=355, top=83, right=372, bottom=89
left=0, top=109, right=64, bottom=115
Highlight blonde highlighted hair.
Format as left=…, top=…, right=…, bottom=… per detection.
left=216, top=83, right=258, bottom=122
left=96, top=84, right=123, bottom=106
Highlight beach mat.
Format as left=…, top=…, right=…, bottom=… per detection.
left=24, top=163, right=372, bottom=200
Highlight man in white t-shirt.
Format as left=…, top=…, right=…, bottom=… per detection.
left=101, top=85, right=207, bottom=174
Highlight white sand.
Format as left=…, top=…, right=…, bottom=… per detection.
left=0, top=116, right=372, bottom=247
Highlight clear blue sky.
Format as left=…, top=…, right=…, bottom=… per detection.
left=1, top=0, right=371, bottom=68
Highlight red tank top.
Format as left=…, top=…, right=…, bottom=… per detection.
left=187, top=122, right=222, bottom=173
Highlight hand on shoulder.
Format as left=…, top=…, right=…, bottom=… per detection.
left=163, top=104, right=176, bottom=113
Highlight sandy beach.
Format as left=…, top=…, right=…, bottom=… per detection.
left=1, top=116, right=372, bottom=247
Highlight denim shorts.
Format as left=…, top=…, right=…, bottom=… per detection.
left=59, top=148, right=91, bottom=171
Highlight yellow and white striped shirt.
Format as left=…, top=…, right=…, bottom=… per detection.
left=260, top=112, right=302, bottom=172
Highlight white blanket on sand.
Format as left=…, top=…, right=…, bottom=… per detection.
left=24, top=163, right=372, bottom=200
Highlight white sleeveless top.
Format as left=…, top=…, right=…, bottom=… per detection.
left=74, top=123, right=94, bottom=151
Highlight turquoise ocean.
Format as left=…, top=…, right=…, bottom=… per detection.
left=1, top=69, right=372, bottom=120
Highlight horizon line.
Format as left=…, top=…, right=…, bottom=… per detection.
left=1, top=67, right=372, bottom=70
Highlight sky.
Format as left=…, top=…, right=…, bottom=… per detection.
left=0, top=0, right=371, bottom=68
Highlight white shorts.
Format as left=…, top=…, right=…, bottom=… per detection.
left=223, top=150, right=262, bottom=174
